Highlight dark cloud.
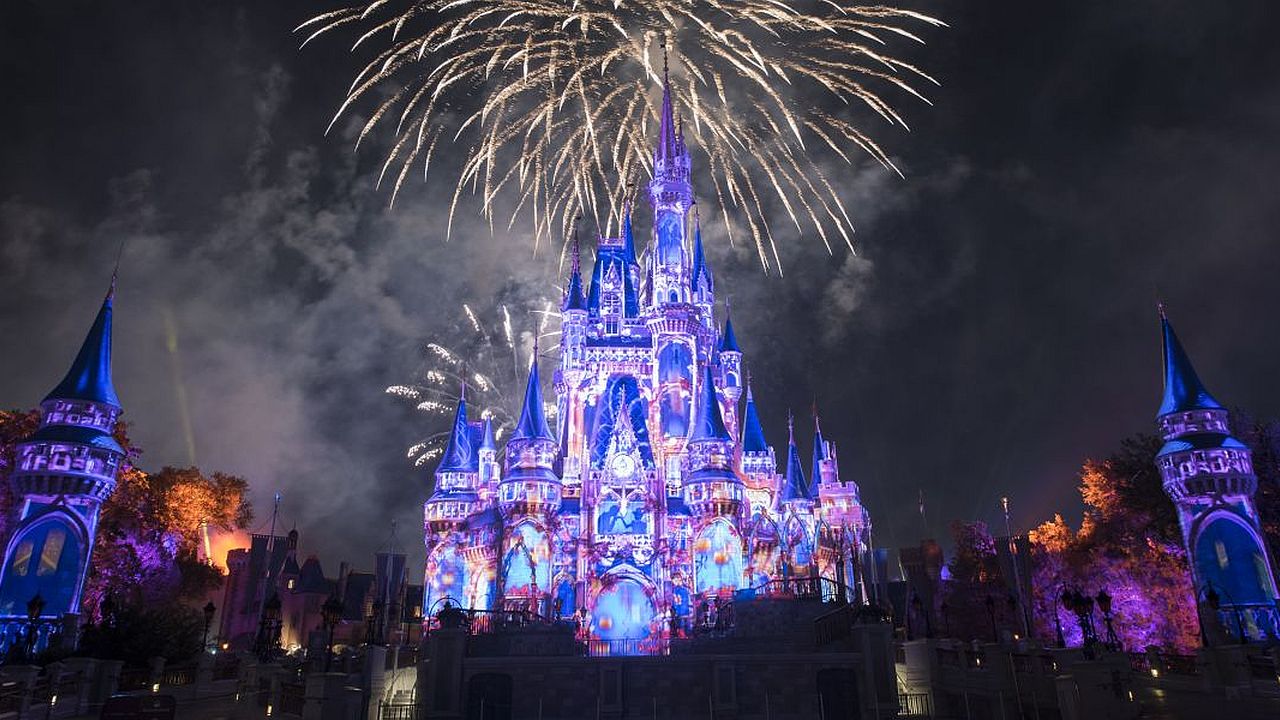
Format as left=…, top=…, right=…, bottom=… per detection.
left=2, top=0, right=1279, bottom=575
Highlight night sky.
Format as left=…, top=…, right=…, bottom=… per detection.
left=3, top=1, right=1279, bottom=574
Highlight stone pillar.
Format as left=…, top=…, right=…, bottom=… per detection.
left=92, top=659, right=123, bottom=710
left=194, top=651, right=215, bottom=698
left=57, top=613, right=80, bottom=653
left=147, top=656, right=166, bottom=691
left=423, top=628, right=466, bottom=719
left=852, top=621, right=898, bottom=719
left=304, top=672, right=349, bottom=720
left=60, top=657, right=97, bottom=714
left=364, top=645, right=388, bottom=720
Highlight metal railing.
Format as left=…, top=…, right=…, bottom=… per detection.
left=162, top=664, right=196, bottom=687
left=899, top=692, right=933, bottom=718
left=379, top=701, right=421, bottom=720
left=117, top=667, right=149, bottom=692
left=584, top=638, right=668, bottom=657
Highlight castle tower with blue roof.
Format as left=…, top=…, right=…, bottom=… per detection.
left=1154, top=308, right=1280, bottom=640
left=0, top=277, right=125, bottom=643
left=420, top=72, right=872, bottom=650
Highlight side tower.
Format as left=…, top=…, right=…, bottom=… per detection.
left=1154, top=309, right=1279, bottom=640
left=422, top=396, right=486, bottom=611
left=685, top=367, right=746, bottom=597
left=777, top=417, right=816, bottom=578
left=0, top=280, right=124, bottom=640
left=647, top=70, right=694, bottom=310
left=812, top=414, right=871, bottom=603
left=497, top=355, right=561, bottom=614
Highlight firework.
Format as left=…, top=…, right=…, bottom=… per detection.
left=298, top=1, right=943, bottom=271
left=388, top=301, right=560, bottom=467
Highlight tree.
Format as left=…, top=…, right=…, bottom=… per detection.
left=0, top=410, right=255, bottom=661
left=1027, top=435, right=1200, bottom=653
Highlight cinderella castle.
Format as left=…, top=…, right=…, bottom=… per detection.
left=420, top=75, right=874, bottom=651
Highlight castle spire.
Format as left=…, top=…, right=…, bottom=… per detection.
left=45, top=277, right=121, bottom=408
left=512, top=345, right=554, bottom=441
left=781, top=412, right=810, bottom=502
left=621, top=200, right=637, bottom=265
left=1158, top=309, right=1223, bottom=417
left=719, top=313, right=740, bottom=354
left=691, top=206, right=713, bottom=295
left=436, top=396, right=475, bottom=474
left=563, top=222, right=587, bottom=312
left=689, top=366, right=731, bottom=443
left=741, top=381, right=769, bottom=453
left=811, top=408, right=828, bottom=486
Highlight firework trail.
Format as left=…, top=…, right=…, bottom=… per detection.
left=388, top=300, right=560, bottom=467
left=298, top=1, right=943, bottom=271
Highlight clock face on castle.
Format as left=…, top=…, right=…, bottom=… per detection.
left=609, top=452, right=637, bottom=480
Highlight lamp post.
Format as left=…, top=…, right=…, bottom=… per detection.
left=202, top=602, right=216, bottom=653
left=367, top=599, right=384, bottom=645
left=940, top=601, right=951, bottom=638
left=1095, top=589, right=1120, bottom=651
left=257, top=593, right=282, bottom=662
left=25, top=594, right=45, bottom=660
left=984, top=594, right=997, bottom=643
left=1054, top=588, right=1066, bottom=648
left=321, top=594, right=344, bottom=673
left=1202, top=582, right=1246, bottom=643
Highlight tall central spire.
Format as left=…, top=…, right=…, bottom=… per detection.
left=647, top=56, right=695, bottom=306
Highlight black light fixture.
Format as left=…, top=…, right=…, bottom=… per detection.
left=321, top=593, right=344, bottom=673
left=202, top=601, right=217, bottom=652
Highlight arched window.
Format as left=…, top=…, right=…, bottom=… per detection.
left=0, top=517, right=82, bottom=618
left=1195, top=517, right=1275, bottom=605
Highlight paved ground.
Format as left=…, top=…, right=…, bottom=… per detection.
left=1135, top=685, right=1280, bottom=720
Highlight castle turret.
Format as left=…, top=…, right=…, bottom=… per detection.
left=779, top=416, right=812, bottom=508
left=684, top=367, right=744, bottom=517
left=1154, top=309, right=1279, bottom=640
left=499, top=354, right=562, bottom=519
left=648, top=69, right=694, bottom=309
left=1, top=278, right=124, bottom=627
left=423, top=396, right=481, bottom=533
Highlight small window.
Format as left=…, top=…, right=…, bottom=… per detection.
left=11, top=541, right=33, bottom=577
left=37, top=529, right=67, bottom=576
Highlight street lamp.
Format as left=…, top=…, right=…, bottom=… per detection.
left=984, top=594, right=997, bottom=642
left=1095, top=589, right=1120, bottom=651
left=202, top=602, right=216, bottom=653
left=1202, top=582, right=1246, bottom=643
left=1055, top=588, right=1068, bottom=648
left=321, top=594, right=344, bottom=673
left=25, top=593, right=45, bottom=660
left=257, top=593, right=282, bottom=662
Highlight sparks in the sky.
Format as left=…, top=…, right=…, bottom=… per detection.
left=387, top=301, right=559, bottom=467
left=298, top=1, right=943, bottom=271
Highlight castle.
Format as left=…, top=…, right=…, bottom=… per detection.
left=419, top=74, right=873, bottom=652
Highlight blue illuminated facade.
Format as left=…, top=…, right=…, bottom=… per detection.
left=1154, top=309, right=1280, bottom=640
left=0, top=279, right=123, bottom=647
left=422, top=75, right=873, bottom=652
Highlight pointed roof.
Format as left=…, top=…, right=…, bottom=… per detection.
left=655, top=66, right=681, bottom=167
left=742, top=385, right=769, bottom=453
left=719, top=314, right=740, bottom=354
left=811, top=414, right=828, bottom=485
left=512, top=353, right=554, bottom=441
left=689, top=366, right=731, bottom=443
left=621, top=203, right=638, bottom=265
left=780, top=415, right=810, bottom=502
left=481, top=416, right=496, bottom=451
left=436, top=397, right=476, bottom=474
left=691, top=214, right=713, bottom=293
left=1158, top=310, right=1223, bottom=417
left=45, top=285, right=120, bottom=408
left=563, top=232, right=587, bottom=312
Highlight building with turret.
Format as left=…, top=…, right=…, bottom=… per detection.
left=0, top=278, right=123, bottom=649
left=1154, top=308, right=1280, bottom=640
left=420, top=74, right=874, bottom=654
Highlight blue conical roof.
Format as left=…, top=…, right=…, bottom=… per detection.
left=1158, top=313, right=1223, bottom=417
left=742, top=385, right=769, bottom=453
left=563, top=236, right=587, bottom=312
left=437, top=398, right=475, bottom=474
left=622, top=206, right=637, bottom=265
left=691, top=220, right=713, bottom=293
left=811, top=415, right=828, bottom=486
left=481, top=416, right=496, bottom=451
left=512, top=356, right=554, bottom=441
left=689, top=366, right=731, bottom=443
left=656, top=70, right=680, bottom=166
left=45, top=289, right=120, bottom=408
left=780, top=419, right=810, bottom=502
left=719, top=315, right=740, bottom=354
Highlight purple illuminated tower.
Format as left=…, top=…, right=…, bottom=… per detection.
left=1154, top=308, right=1280, bottom=640
left=0, top=278, right=124, bottom=647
